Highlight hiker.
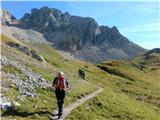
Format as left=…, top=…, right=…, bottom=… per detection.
left=78, top=69, right=85, bottom=79
left=52, top=71, right=69, bottom=119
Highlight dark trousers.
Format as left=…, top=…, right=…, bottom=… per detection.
left=55, top=89, right=65, bottom=116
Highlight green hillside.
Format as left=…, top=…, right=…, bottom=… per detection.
left=131, top=48, right=160, bottom=71
left=67, top=61, right=160, bottom=120
left=1, top=35, right=160, bottom=120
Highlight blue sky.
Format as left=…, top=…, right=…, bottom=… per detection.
left=1, top=1, right=160, bottom=49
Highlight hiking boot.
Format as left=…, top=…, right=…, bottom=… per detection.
left=58, top=113, right=62, bottom=119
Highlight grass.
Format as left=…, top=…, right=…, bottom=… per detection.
left=28, top=64, right=54, bottom=81
left=0, top=34, right=25, bottom=45
left=1, top=34, right=160, bottom=120
left=66, top=60, right=160, bottom=120
left=67, top=87, right=160, bottom=120
left=0, top=34, right=13, bottom=42
left=5, top=87, right=19, bottom=101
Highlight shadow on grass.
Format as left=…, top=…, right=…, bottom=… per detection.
left=2, top=108, right=55, bottom=118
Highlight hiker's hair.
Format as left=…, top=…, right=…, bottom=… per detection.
left=58, top=71, right=64, bottom=76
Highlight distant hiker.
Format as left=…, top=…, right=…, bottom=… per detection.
left=78, top=69, right=85, bottom=79
left=52, top=71, right=69, bottom=119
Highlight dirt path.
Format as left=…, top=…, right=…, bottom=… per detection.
left=50, top=87, right=103, bottom=120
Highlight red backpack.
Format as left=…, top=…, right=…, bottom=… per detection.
left=56, top=76, right=65, bottom=90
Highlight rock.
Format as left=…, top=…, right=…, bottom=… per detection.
left=0, top=9, right=18, bottom=26
left=33, top=104, right=38, bottom=108
left=6, top=42, right=30, bottom=55
left=0, top=102, right=11, bottom=110
left=5, top=42, right=47, bottom=63
left=30, top=50, right=46, bottom=63
left=38, top=55, right=47, bottom=63
left=15, top=95, right=24, bottom=101
left=1, top=95, right=9, bottom=103
left=0, top=100, right=20, bottom=111
left=77, top=96, right=81, bottom=99
left=84, top=65, right=88, bottom=68
left=136, top=96, right=145, bottom=101
left=11, top=101, right=20, bottom=111
left=43, top=100, right=47, bottom=103
left=34, top=114, right=39, bottom=117
left=96, top=102, right=102, bottom=107
left=10, top=84, right=16, bottom=88
left=84, top=105, right=90, bottom=110
left=1, top=56, right=49, bottom=97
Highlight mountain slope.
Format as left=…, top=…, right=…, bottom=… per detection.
left=1, top=7, right=146, bottom=63
left=67, top=59, right=160, bottom=120
left=1, top=34, right=98, bottom=119
left=132, top=48, right=160, bottom=67
left=1, top=34, right=160, bottom=120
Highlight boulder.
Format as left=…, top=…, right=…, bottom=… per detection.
left=6, top=42, right=30, bottom=55
left=30, top=50, right=46, bottom=63
left=11, top=101, right=20, bottom=111
left=136, top=96, right=145, bottom=101
left=6, top=42, right=46, bottom=63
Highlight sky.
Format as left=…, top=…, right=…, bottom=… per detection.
left=1, top=1, right=160, bottom=50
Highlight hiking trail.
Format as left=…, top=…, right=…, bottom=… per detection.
left=50, top=87, right=103, bottom=120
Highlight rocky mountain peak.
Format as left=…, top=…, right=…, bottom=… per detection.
left=0, top=8, right=17, bottom=26
left=1, top=7, right=146, bottom=63
left=111, top=26, right=119, bottom=33
left=20, top=6, right=70, bottom=31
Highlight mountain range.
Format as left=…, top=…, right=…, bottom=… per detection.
left=1, top=6, right=146, bottom=63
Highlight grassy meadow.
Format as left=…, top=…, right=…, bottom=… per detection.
left=1, top=35, right=160, bottom=120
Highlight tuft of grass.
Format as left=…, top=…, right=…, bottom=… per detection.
left=0, top=34, right=13, bottom=42
left=28, top=64, right=54, bottom=81
left=5, top=88, right=19, bottom=100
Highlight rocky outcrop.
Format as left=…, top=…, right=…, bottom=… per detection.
left=0, top=9, right=18, bottom=26
left=30, top=50, right=46, bottom=63
left=6, top=42, right=46, bottom=63
left=95, top=26, right=145, bottom=58
left=7, top=42, right=30, bottom=55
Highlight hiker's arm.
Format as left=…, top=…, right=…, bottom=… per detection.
left=52, top=78, right=57, bottom=87
left=52, top=83, right=55, bottom=87
left=66, top=80, right=69, bottom=88
left=66, top=80, right=71, bottom=94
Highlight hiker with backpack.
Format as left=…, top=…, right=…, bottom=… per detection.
left=52, top=71, right=69, bottom=119
left=78, top=69, right=85, bottom=79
